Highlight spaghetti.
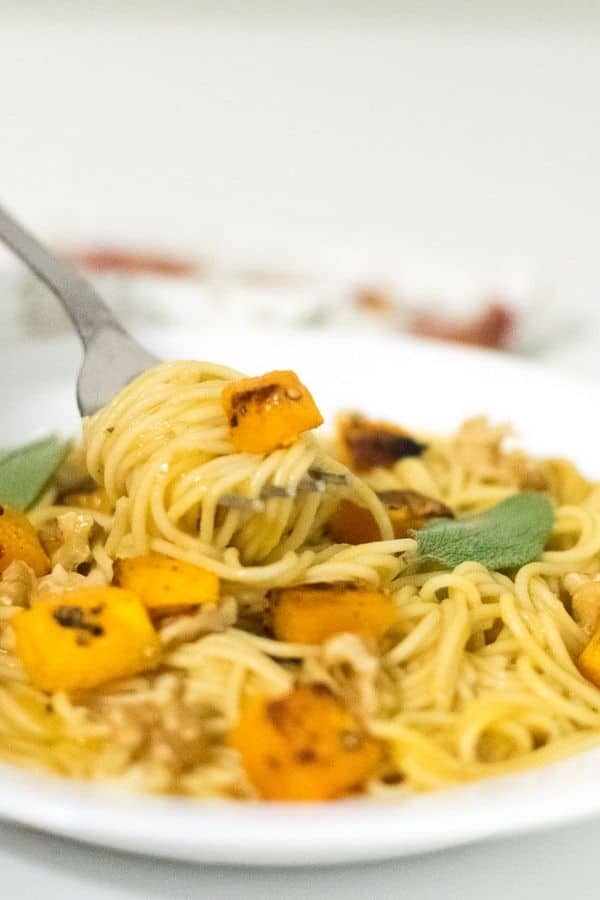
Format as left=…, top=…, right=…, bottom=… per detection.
left=1, top=360, right=600, bottom=801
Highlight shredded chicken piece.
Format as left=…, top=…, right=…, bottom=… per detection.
left=302, top=632, right=380, bottom=721
left=39, top=510, right=96, bottom=571
left=427, top=416, right=549, bottom=493
left=36, top=563, right=108, bottom=597
left=0, top=561, right=37, bottom=609
left=451, top=417, right=546, bottom=488
left=0, top=561, right=38, bottom=649
left=158, top=597, right=238, bottom=647
left=95, top=674, right=214, bottom=773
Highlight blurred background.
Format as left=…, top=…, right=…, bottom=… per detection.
left=1, top=0, right=599, bottom=373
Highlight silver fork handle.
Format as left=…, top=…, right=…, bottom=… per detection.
left=0, top=202, right=123, bottom=346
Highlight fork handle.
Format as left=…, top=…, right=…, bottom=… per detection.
left=0, top=202, right=124, bottom=346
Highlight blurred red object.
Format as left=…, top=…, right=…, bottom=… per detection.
left=409, top=302, right=515, bottom=350
left=70, top=248, right=197, bottom=278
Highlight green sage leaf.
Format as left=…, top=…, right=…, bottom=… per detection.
left=414, top=492, right=554, bottom=571
left=0, top=436, right=71, bottom=510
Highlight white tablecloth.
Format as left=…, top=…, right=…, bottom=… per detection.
left=3, top=816, right=600, bottom=899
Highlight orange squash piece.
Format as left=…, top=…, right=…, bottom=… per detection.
left=267, top=581, right=397, bottom=644
left=12, top=587, right=161, bottom=693
left=578, top=621, right=600, bottom=687
left=337, top=413, right=426, bottom=472
left=231, top=683, right=381, bottom=801
left=328, top=491, right=453, bottom=545
left=113, top=554, right=219, bottom=609
left=380, top=489, right=454, bottom=537
left=328, top=500, right=382, bottom=545
left=0, top=504, right=50, bottom=576
left=222, top=370, right=323, bottom=454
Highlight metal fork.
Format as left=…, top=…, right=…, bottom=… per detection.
left=0, top=203, right=347, bottom=508
left=0, top=202, right=158, bottom=417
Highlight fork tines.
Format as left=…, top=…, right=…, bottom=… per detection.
left=217, top=468, right=347, bottom=511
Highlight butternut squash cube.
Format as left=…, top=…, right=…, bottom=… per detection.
left=222, top=370, right=323, bottom=454
left=328, top=491, right=453, bottom=545
left=578, top=624, right=600, bottom=687
left=380, top=489, right=454, bottom=538
left=267, top=581, right=397, bottom=644
left=231, top=683, right=381, bottom=801
left=337, top=413, right=426, bottom=472
left=0, top=504, right=50, bottom=576
left=328, top=500, right=381, bottom=545
left=12, top=587, right=161, bottom=693
left=113, top=554, right=219, bottom=609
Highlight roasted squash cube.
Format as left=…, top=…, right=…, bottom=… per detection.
left=222, top=370, right=323, bottom=454
left=328, top=491, right=453, bottom=545
left=380, top=489, right=454, bottom=538
left=578, top=623, right=600, bottom=687
left=231, top=683, right=381, bottom=801
left=12, top=587, right=161, bottom=692
left=328, top=500, right=381, bottom=545
left=578, top=620, right=600, bottom=687
left=0, top=504, right=50, bottom=576
left=113, top=554, right=219, bottom=609
left=267, top=581, right=397, bottom=644
left=337, top=413, right=426, bottom=472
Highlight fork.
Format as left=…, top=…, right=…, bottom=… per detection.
left=0, top=202, right=158, bottom=417
left=0, top=203, right=347, bottom=508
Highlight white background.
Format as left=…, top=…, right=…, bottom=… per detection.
left=1, top=2, right=599, bottom=314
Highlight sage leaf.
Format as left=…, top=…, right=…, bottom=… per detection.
left=0, top=436, right=70, bottom=510
left=414, top=492, right=554, bottom=571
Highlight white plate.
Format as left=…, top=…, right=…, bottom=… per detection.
left=2, top=327, right=600, bottom=866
